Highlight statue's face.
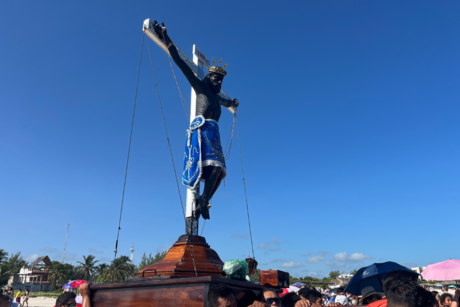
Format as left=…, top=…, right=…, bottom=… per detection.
left=207, top=73, right=224, bottom=93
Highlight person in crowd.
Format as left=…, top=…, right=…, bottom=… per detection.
left=7, top=287, right=13, bottom=307
left=55, top=290, right=76, bottom=307
left=282, top=292, right=304, bottom=307
left=15, top=289, right=21, bottom=306
left=207, top=284, right=238, bottom=307
left=449, top=290, right=460, bottom=307
left=298, top=288, right=323, bottom=306
left=330, top=293, right=336, bottom=304
left=21, top=290, right=29, bottom=307
left=440, top=294, right=452, bottom=307
left=432, top=291, right=441, bottom=307
left=386, top=280, right=436, bottom=307
left=245, top=258, right=258, bottom=283
left=335, top=289, right=349, bottom=305
left=322, top=294, right=330, bottom=306
left=250, top=289, right=282, bottom=307
left=366, top=270, right=420, bottom=307
left=350, top=295, right=358, bottom=306
left=361, top=286, right=383, bottom=305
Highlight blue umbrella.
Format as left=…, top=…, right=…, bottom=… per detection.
left=293, top=282, right=305, bottom=287
left=344, top=262, right=412, bottom=295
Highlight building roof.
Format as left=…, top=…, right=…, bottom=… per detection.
left=30, top=256, right=52, bottom=267
left=330, top=277, right=352, bottom=286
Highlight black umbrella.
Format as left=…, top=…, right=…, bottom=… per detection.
left=344, top=262, right=411, bottom=295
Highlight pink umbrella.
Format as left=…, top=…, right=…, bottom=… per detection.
left=421, top=259, right=460, bottom=281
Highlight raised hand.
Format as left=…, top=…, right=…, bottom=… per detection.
left=232, top=98, right=239, bottom=107
left=79, top=283, right=91, bottom=297
left=152, top=20, right=164, bottom=40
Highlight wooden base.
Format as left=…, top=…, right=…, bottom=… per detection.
left=91, top=276, right=266, bottom=307
left=138, top=235, right=224, bottom=278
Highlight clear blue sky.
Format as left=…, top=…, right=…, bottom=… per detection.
left=1, top=1, right=459, bottom=278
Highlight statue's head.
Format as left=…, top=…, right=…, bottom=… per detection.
left=206, top=72, right=225, bottom=94
left=206, top=58, right=227, bottom=94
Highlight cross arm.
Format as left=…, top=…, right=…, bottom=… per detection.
left=143, top=19, right=236, bottom=114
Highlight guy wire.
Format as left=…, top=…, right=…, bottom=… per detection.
left=167, top=55, right=190, bottom=120
left=236, top=116, right=255, bottom=259
left=146, top=37, right=186, bottom=221
left=114, top=33, right=145, bottom=260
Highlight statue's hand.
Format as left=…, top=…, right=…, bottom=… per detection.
left=152, top=20, right=164, bottom=40
left=232, top=98, right=239, bottom=107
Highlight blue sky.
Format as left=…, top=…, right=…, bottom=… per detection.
left=1, top=1, right=459, bottom=278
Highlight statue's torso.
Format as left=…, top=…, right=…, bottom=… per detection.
left=195, top=83, right=222, bottom=122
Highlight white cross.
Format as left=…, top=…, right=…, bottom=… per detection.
left=143, top=19, right=236, bottom=224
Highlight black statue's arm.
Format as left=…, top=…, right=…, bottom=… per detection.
left=168, top=44, right=202, bottom=91
left=154, top=22, right=202, bottom=91
left=219, top=97, right=239, bottom=108
left=218, top=96, right=233, bottom=108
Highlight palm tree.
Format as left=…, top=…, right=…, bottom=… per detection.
left=48, top=262, right=69, bottom=289
left=95, top=263, right=109, bottom=282
left=7, top=252, right=28, bottom=273
left=0, top=249, right=8, bottom=264
left=106, top=257, right=129, bottom=283
left=76, top=255, right=98, bottom=281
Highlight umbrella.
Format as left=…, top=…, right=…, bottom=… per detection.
left=344, top=261, right=412, bottom=295
left=292, top=282, right=305, bottom=287
left=62, top=280, right=92, bottom=289
left=436, top=284, right=443, bottom=287
left=449, top=286, right=457, bottom=288
left=421, top=260, right=460, bottom=281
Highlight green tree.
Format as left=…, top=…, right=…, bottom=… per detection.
left=76, top=255, right=99, bottom=281
left=7, top=252, right=28, bottom=273
left=138, top=251, right=167, bottom=271
left=106, top=256, right=130, bottom=283
left=95, top=263, right=109, bottom=279
left=328, top=270, right=341, bottom=279
left=350, top=268, right=359, bottom=275
left=0, top=249, right=8, bottom=264
left=252, top=269, right=261, bottom=283
left=48, top=262, right=70, bottom=289
left=153, top=251, right=167, bottom=263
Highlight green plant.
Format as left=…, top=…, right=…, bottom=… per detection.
left=76, top=255, right=99, bottom=281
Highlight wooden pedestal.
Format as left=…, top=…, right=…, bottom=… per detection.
left=91, top=276, right=266, bottom=307
left=138, top=235, right=224, bottom=278
left=90, top=235, right=275, bottom=307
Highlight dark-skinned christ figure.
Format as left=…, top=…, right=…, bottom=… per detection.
left=153, top=22, right=239, bottom=220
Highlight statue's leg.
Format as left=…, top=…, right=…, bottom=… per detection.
left=196, top=166, right=223, bottom=220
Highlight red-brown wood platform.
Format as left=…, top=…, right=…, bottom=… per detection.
left=90, top=235, right=277, bottom=307
left=91, top=276, right=266, bottom=307
left=138, top=235, right=223, bottom=278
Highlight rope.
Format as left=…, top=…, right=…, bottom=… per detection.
left=236, top=116, right=255, bottom=259
left=145, top=37, right=186, bottom=221
left=114, top=33, right=145, bottom=260
left=224, top=113, right=236, bottom=160
left=167, top=56, right=190, bottom=120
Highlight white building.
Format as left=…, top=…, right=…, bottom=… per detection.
left=8, top=256, right=52, bottom=292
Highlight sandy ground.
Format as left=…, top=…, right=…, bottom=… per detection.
left=24, top=297, right=56, bottom=307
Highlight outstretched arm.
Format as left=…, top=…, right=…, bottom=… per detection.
left=219, top=97, right=239, bottom=108
left=153, top=21, right=202, bottom=91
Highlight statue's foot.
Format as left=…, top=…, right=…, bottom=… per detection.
left=196, top=196, right=210, bottom=220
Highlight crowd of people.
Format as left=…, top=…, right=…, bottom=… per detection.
left=0, top=287, right=28, bottom=307
left=0, top=267, right=454, bottom=307
left=43, top=270, right=448, bottom=307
